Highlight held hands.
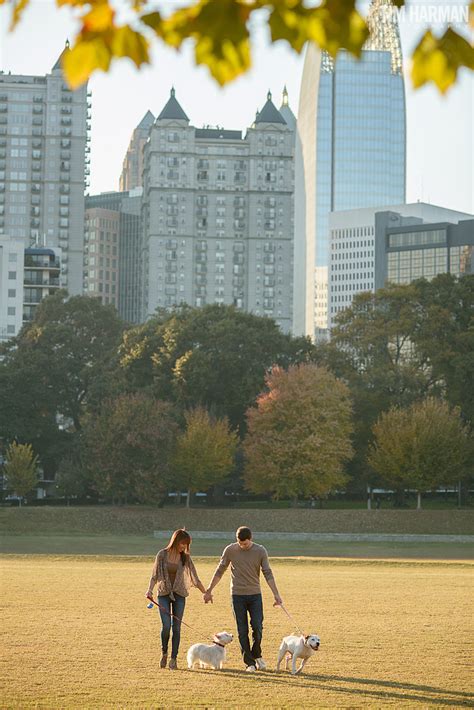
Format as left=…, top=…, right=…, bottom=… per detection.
left=203, top=590, right=213, bottom=604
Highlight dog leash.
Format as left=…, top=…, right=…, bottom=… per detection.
left=278, top=603, right=306, bottom=636
left=146, top=595, right=217, bottom=643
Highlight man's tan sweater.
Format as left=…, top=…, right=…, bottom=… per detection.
left=212, top=542, right=275, bottom=595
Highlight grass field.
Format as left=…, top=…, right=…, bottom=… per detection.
left=1, top=556, right=473, bottom=708
left=1, top=533, right=472, bottom=559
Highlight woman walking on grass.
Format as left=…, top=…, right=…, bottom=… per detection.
left=146, top=528, right=207, bottom=670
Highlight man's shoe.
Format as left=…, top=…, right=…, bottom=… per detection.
left=255, top=658, right=267, bottom=670
left=169, top=657, right=178, bottom=670
left=245, top=664, right=257, bottom=672
left=159, top=654, right=168, bottom=669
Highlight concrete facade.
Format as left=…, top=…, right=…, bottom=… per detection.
left=0, top=46, right=89, bottom=296
left=142, top=89, right=295, bottom=332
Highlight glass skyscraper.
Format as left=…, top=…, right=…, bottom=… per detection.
left=293, top=0, right=406, bottom=335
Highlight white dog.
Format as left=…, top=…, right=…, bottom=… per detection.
left=276, top=634, right=320, bottom=675
left=187, top=631, right=234, bottom=670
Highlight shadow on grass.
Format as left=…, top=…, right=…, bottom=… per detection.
left=184, top=668, right=474, bottom=706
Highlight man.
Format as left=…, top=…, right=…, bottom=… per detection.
left=204, top=526, right=283, bottom=672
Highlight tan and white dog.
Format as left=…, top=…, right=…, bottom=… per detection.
left=187, top=631, right=234, bottom=670
left=276, top=634, right=320, bottom=675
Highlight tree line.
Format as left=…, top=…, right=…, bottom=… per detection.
left=0, top=273, right=472, bottom=507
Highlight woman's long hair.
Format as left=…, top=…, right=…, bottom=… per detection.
left=166, top=528, right=192, bottom=566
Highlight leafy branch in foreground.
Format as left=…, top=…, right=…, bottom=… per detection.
left=1, top=0, right=473, bottom=92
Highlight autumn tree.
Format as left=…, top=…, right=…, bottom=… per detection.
left=4, top=442, right=39, bottom=506
left=3, top=0, right=472, bottom=93
left=82, top=393, right=179, bottom=504
left=368, top=398, right=472, bottom=509
left=243, top=364, right=353, bottom=501
left=171, top=407, right=238, bottom=507
left=119, top=304, right=316, bottom=433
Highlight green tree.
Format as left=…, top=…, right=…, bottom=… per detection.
left=243, top=364, right=353, bottom=500
left=172, top=407, right=238, bottom=507
left=120, top=304, right=316, bottom=433
left=319, top=283, right=436, bottom=493
left=368, top=398, right=472, bottom=509
left=82, top=393, right=179, bottom=504
left=411, top=274, right=474, bottom=425
left=0, top=292, right=125, bottom=475
left=4, top=442, right=39, bottom=506
left=3, top=0, right=472, bottom=93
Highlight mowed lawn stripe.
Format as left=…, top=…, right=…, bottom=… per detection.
left=1, top=557, right=473, bottom=708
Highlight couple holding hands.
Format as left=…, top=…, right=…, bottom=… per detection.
left=146, top=526, right=283, bottom=671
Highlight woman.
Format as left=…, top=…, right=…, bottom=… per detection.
left=146, top=528, right=207, bottom=670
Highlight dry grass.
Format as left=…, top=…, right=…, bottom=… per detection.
left=1, top=556, right=473, bottom=708
left=2, top=505, right=474, bottom=536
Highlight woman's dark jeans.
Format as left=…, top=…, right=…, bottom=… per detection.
left=231, top=593, right=264, bottom=667
left=158, top=594, right=186, bottom=659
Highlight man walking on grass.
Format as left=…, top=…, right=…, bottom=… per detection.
left=203, top=526, right=283, bottom=672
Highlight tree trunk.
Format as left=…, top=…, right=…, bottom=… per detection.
left=186, top=489, right=191, bottom=508
left=367, top=484, right=372, bottom=510
left=18, top=497, right=22, bottom=508
left=417, top=491, right=422, bottom=509
left=291, top=496, right=298, bottom=508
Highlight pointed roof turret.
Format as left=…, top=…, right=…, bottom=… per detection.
left=157, top=87, right=189, bottom=121
left=279, top=86, right=296, bottom=129
left=254, top=90, right=286, bottom=125
left=138, top=110, right=155, bottom=130
left=52, top=40, right=70, bottom=71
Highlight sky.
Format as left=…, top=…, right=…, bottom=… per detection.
left=0, top=0, right=473, bottom=216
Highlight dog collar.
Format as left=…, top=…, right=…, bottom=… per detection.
left=213, top=640, right=225, bottom=647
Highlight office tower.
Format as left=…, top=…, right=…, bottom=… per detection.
left=294, top=0, right=406, bottom=336
left=84, top=189, right=143, bottom=323
left=328, top=202, right=473, bottom=328
left=376, top=212, right=474, bottom=287
left=0, top=44, right=89, bottom=295
left=142, top=88, right=295, bottom=332
left=119, top=111, right=155, bottom=191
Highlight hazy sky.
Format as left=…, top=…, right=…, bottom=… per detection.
left=1, top=0, right=473, bottom=215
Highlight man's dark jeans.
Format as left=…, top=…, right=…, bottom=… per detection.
left=158, top=594, right=186, bottom=659
left=232, top=593, right=264, bottom=667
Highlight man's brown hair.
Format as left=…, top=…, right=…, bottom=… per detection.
left=236, top=526, right=252, bottom=541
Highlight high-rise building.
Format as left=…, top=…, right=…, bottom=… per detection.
left=142, top=88, right=295, bottom=332
left=294, top=0, right=406, bottom=336
left=0, top=44, right=89, bottom=295
left=119, top=111, right=155, bottom=191
left=314, top=265, right=328, bottom=341
left=376, top=211, right=474, bottom=288
left=84, top=189, right=143, bottom=323
left=0, top=236, right=24, bottom=342
left=328, top=202, right=473, bottom=328
left=0, top=237, right=61, bottom=341
left=83, top=208, right=120, bottom=308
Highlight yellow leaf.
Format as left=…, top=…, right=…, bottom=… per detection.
left=62, top=38, right=112, bottom=89
left=8, top=0, right=30, bottom=30
left=110, top=26, right=150, bottom=67
left=82, top=2, right=115, bottom=33
left=412, top=28, right=474, bottom=93
left=143, top=0, right=252, bottom=83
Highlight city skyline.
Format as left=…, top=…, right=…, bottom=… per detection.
left=1, top=0, right=472, bottom=218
